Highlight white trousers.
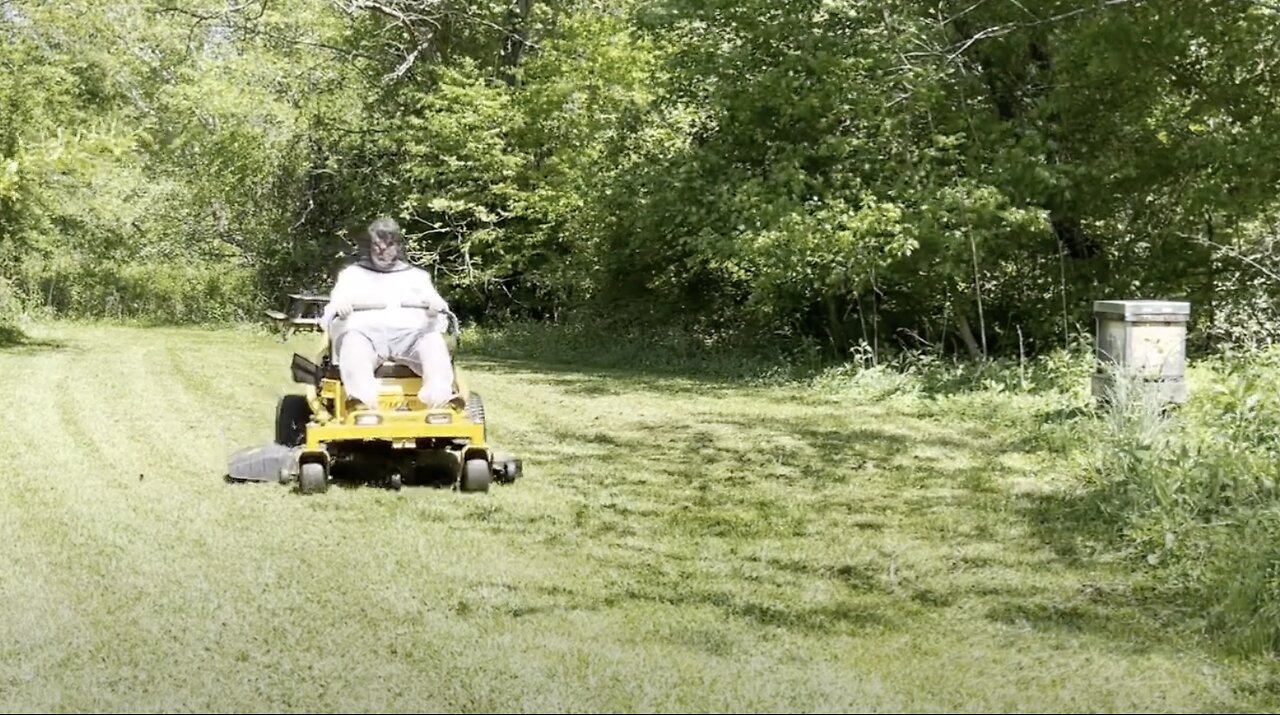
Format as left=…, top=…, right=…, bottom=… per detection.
left=335, top=325, right=455, bottom=408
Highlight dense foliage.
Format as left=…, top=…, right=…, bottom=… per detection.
left=2, top=0, right=1278, bottom=355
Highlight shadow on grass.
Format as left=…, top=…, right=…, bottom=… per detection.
left=0, top=324, right=68, bottom=352
left=0, top=323, right=29, bottom=347
left=1000, top=477, right=1239, bottom=655
left=1014, top=483, right=1131, bottom=567
left=686, top=429, right=1199, bottom=651
left=979, top=594, right=1176, bottom=653
left=516, top=356, right=1259, bottom=662
left=424, top=351, right=1220, bottom=657
left=465, top=354, right=774, bottom=397
left=473, top=388, right=1105, bottom=635
left=445, top=393, right=997, bottom=635
left=466, top=321, right=1094, bottom=401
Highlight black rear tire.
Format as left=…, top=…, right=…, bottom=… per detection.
left=275, top=394, right=312, bottom=447
left=465, top=392, right=487, bottom=442
left=465, top=391, right=485, bottom=421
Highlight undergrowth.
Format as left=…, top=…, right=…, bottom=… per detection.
left=1084, top=352, right=1280, bottom=656
left=10, top=258, right=262, bottom=323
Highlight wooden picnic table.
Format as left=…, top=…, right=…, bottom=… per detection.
left=265, top=293, right=330, bottom=341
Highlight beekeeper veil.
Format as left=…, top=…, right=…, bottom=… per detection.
left=356, top=216, right=412, bottom=273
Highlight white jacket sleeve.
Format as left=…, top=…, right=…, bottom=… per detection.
left=421, top=271, right=448, bottom=312
left=321, top=267, right=356, bottom=331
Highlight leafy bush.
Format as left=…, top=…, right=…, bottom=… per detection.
left=15, top=258, right=261, bottom=324
left=0, top=276, right=21, bottom=324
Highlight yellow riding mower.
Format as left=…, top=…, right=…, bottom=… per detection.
left=226, top=302, right=523, bottom=494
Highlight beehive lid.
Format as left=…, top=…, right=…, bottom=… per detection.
left=1093, top=300, right=1190, bottom=321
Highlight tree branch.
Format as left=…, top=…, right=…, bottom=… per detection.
left=1188, top=232, right=1280, bottom=286
left=889, top=0, right=1146, bottom=107
left=941, top=0, right=993, bottom=26
left=383, top=42, right=424, bottom=82
left=333, top=0, right=541, bottom=83
left=150, top=0, right=266, bottom=22
left=946, top=0, right=1143, bottom=60
left=253, top=29, right=377, bottom=62
left=331, top=0, right=445, bottom=81
left=151, top=5, right=221, bottom=22
left=335, top=0, right=443, bottom=27
left=1236, top=0, right=1280, bottom=13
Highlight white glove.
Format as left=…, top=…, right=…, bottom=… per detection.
left=332, top=298, right=354, bottom=319
left=405, top=293, right=447, bottom=313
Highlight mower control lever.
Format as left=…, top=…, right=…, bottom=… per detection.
left=348, top=302, right=460, bottom=342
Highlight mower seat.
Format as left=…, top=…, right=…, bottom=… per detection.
left=321, top=361, right=422, bottom=380
left=374, top=362, right=420, bottom=379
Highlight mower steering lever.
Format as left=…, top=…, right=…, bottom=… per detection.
left=348, top=302, right=461, bottom=342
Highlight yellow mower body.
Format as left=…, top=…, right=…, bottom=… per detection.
left=298, top=337, right=486, bottom=452
left=263, top=305, right=521, bottom=495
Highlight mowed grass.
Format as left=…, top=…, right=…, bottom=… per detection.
left=0, top=321, right=1275, bottom=712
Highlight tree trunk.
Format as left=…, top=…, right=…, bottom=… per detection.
left=500, top=0, right=531, bottom=87
left=825, top=292, right=849, bottom=358
left=956, top=313, right=984, bottom=360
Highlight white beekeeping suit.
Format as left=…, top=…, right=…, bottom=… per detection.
left=320, top=217, right=455, bottom=409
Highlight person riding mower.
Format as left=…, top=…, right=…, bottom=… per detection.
left=224, top=217, right=522, bottom=494
left=226, top=299, right=523, bottom=494
left=289, top=298, right=521, bottom=492
left=225, top=296, right=519, bottom=491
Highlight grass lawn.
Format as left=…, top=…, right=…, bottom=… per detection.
left=0, top=321, right=1276, bottom=712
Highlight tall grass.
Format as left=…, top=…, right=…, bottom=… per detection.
left=1089, top=353, right=1280, bottom=655
left=12, top=257, right=262, bottom=324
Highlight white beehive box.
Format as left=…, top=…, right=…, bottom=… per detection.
left=1092, top=299, right=1190, bottom=404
